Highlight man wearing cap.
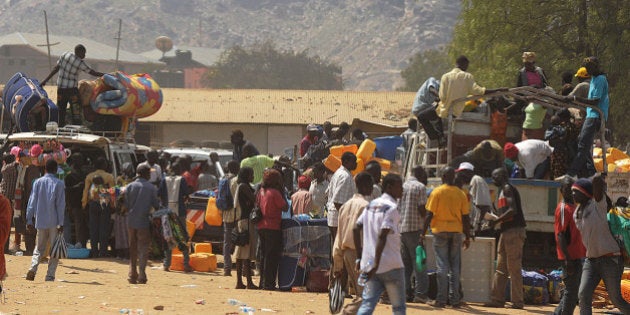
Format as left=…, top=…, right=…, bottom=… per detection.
left=504, top=140, right=552, bottom=179
left=437, top=56, right=506, bottom=119
left=422, top=167, right=471, bottom=308
left=485, top=168, right=527, bottom=309
left=300, top=124, right=320, bottom=157
left=455, top=162, right=493, bottom=236
left=517, top=52, right=548, bottom=88
left=567, top=67, right=590, bottom=125
left=572, top=175, right=630, bottom=314
left=570, top=67, right=591, bottom=99
left=562, top=57, right=609, bottom=179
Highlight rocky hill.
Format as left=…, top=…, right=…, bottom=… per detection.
left=0, top=0, right=460, bottom=90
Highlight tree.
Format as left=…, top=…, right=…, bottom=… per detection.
left=203, top=41, right=343, bottom=90
left=446, top=0, right=630, bottom=144
left=399, top=47, right=452, bottom=91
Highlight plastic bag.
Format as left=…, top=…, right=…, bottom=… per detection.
left=415, top=245, right=426, bottom=273
left=50, top=232, right=67, bottom=259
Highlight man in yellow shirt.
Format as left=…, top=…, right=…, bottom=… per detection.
left=437, top=55, right=505, bottom=118
left=82, top=157, right=115, bottom=257
left=422, top=166, right=471, bottom=308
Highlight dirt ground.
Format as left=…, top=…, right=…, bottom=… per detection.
left=0, top=251, right=605, bottom=315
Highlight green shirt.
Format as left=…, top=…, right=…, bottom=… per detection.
left=240, top=155, right=275, bottom=185
left=523, top=103, right=546, bottom=129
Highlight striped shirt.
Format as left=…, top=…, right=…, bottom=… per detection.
left=56, top=51, right=94, bottom=88
left=399, top=176, right=427, bottom=233
left=0, top=162, right=18, bottom=199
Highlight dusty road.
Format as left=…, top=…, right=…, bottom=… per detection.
left=0, top=253, right=601, bottom=315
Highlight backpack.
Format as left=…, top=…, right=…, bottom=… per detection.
left=216, top=175, right=234, bottom=211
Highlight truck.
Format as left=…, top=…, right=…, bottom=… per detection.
left=401, top=86, right=612, bottom=267
left=1, top=126, right=148, bottom=178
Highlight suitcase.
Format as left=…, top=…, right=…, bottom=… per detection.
left=190, top=253, right=217, bottom=272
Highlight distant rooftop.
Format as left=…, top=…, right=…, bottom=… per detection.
left=0, top=32, right=160, bottom=64
left=140, top=46, right=222, bottom=67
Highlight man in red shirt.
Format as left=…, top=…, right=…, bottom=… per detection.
left=554, top=177, right=585, bottom=315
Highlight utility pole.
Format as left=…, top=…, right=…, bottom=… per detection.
left=114, top=19, right=122, bottom=71
left=198, top=18, right=202, bottom=46
left=37, top=10, right=60, bottom=72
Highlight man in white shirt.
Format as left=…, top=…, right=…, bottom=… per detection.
left=504, top=140, right=553, bottom=179
left=354, top=173, right=406, bottom=315
left=326, top=152, right=357, bottom=246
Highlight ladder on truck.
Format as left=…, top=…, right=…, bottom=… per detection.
left=402, top=131, right=448, bottom=178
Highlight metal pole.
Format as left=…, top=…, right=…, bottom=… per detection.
left=44, top=10, right=52, bottom=71
left=114, top=19, right=122, bottom=71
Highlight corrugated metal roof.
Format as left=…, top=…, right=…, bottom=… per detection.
left=0, top=32, right=160, bottom=64
left=140, top=89, right=415, bottom=126
left=140, top=46, right=222, bottom=67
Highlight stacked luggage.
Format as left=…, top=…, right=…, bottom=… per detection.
left=3, top=72, right=58, bottom=132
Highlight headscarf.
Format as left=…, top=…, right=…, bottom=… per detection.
left=298, top=175, right=311, bottom=190
left=503, top=142, right=519, bottom=159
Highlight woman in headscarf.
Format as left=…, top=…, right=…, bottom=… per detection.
left=257, top=168, right=288, bottom=290
left=233, top=167, right=258, bottom=289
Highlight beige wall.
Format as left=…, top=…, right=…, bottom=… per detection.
left=142, top=122, right=303, bottom=156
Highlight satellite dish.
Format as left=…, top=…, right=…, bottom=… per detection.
left=155, top=36, right=173, bottom=56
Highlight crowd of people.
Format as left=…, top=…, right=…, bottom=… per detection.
left=0, top=50, right=620, bottom=315
left=414, top=53, right=610, bottom=183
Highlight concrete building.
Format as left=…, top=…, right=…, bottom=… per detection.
left=137, top=88, right=413, bottom=155
left=0, top=32, right=162, bottom=84
left=140, top=46, right=221, bottom=88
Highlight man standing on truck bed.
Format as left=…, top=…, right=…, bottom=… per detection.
left=561, top=57, right=609, bottom=179
left=485, top=168, right=527, bottom=309
left=436, top=55, right=505, bottom=119
left=41, top=44, right=104, bottom=126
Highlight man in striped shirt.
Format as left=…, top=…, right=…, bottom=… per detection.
left=41, top=44, right=104, bottom=126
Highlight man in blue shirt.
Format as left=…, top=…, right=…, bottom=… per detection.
left=25, top=159, right=65, bottom=282
left=411, top=77, right=445, bottom=147
left=563, top=57, right=609, bottom=178
left=125, top=164, right=160, bottom=284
